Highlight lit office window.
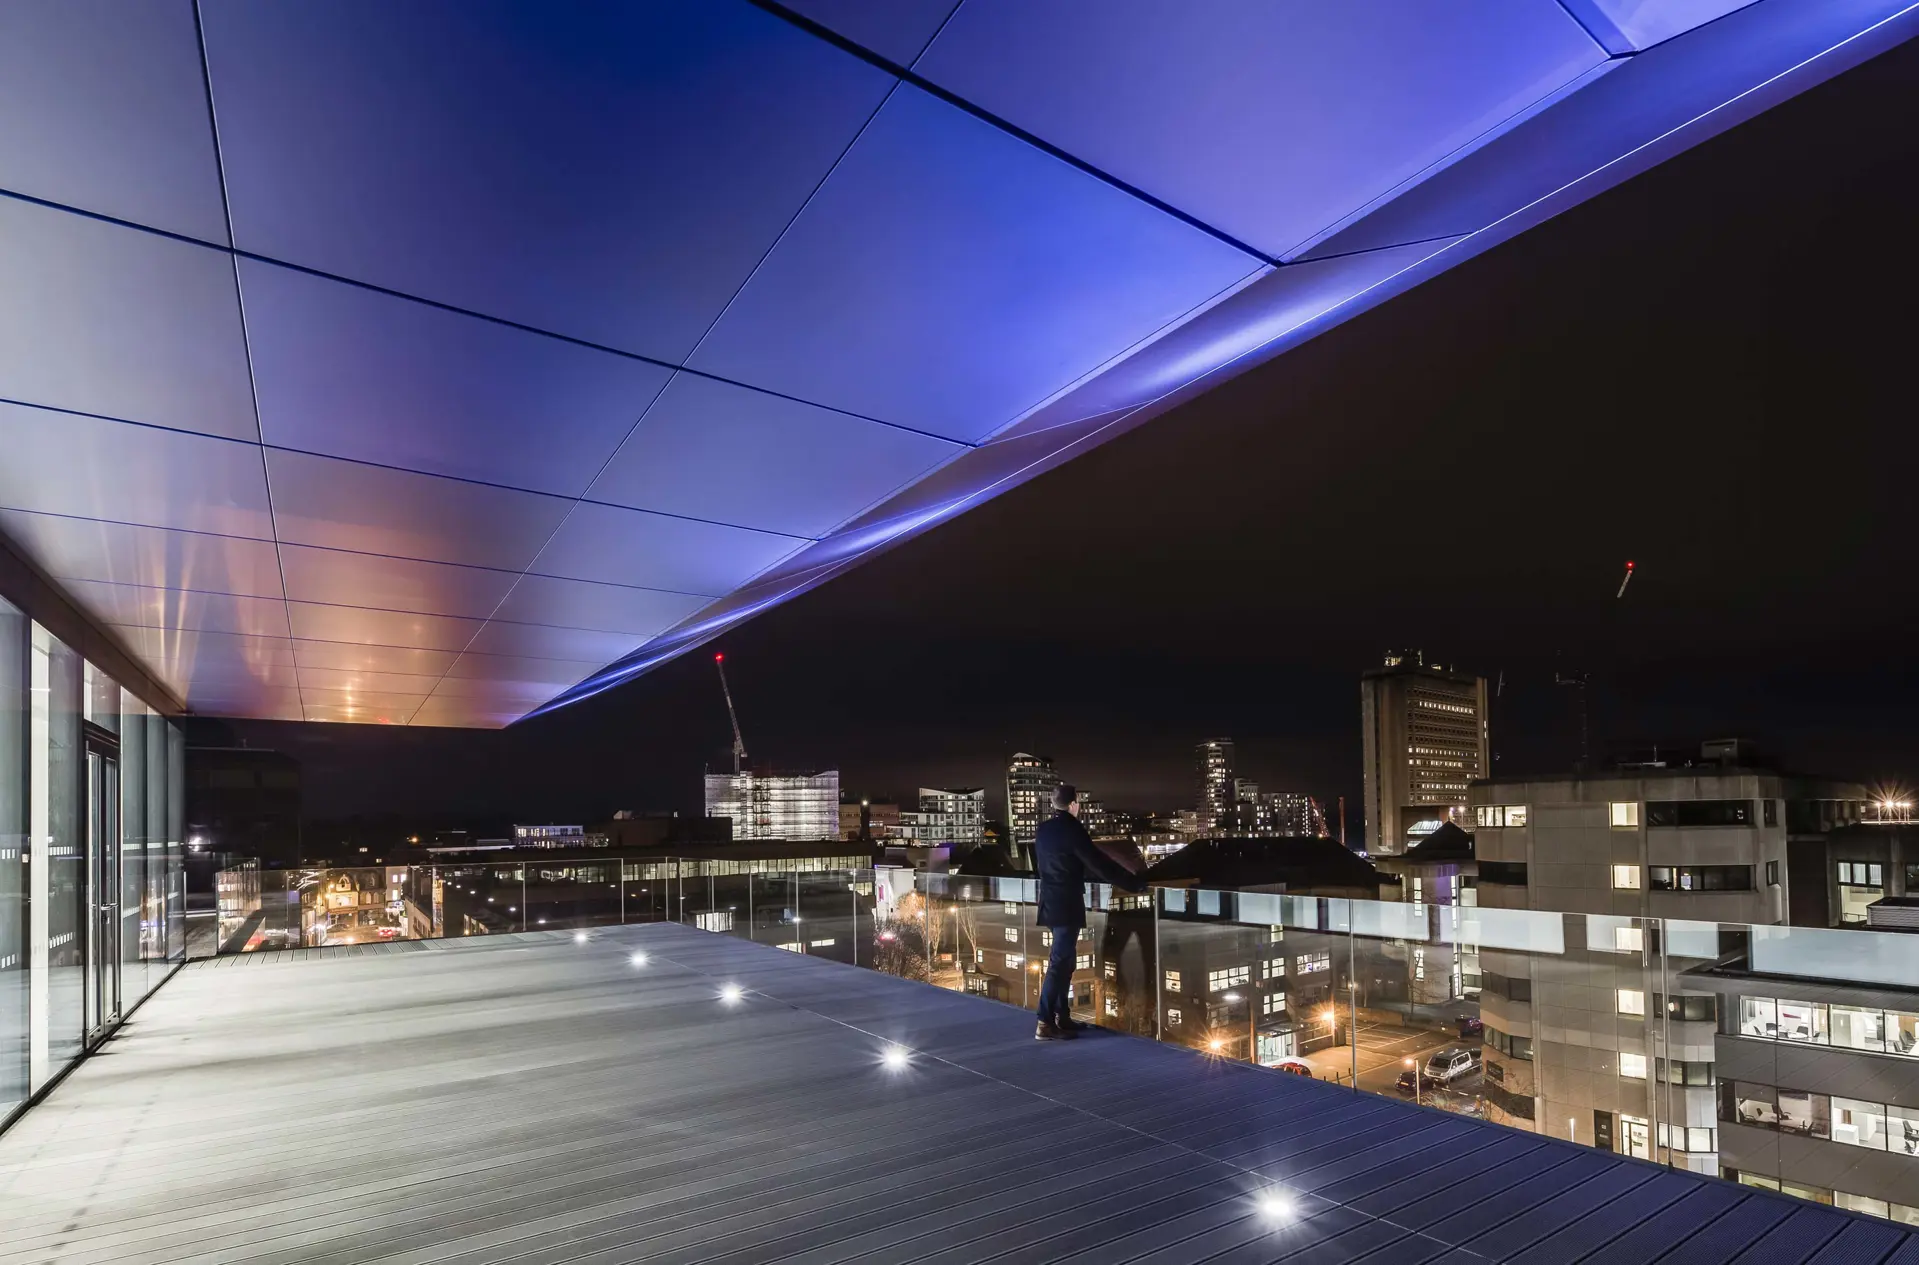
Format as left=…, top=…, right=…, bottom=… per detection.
left=1617, top=989, right=1646, bottom=1016
left=1166, top=1009, right=1181, bottom=1026
left=1005, top=954, right=1023, bottom=969
left=1075, top=954, right=1091, bottom=971
left=1619, top=1053, right=1648, bottom=1079
left=1614, top=926, right=1644, bottom=953
left=1005, top=927, right=1019, bottom=943
left=1263, top=991, right=1286, bottom=1016
left=1296, top=952, right=1330, bottom=974
left=1611, top=865, right=1640, bottom=890
left=1163, top=970, right=1181, bottom=993
left=1207, top=966, right=1250, bottom=992
left=1610, top=802, right=1640, bottom=828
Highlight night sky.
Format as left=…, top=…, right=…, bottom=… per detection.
left=226, top=36, right=1919, bottom=830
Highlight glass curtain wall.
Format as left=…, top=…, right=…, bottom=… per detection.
left=0, top=599, right=25, bottom=1119
left=0, top=610, right=184, bottom=1131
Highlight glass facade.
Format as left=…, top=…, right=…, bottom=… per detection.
left=0, top=599, right=185, bottom=1131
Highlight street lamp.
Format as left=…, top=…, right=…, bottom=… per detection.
left=1403, top=1055, right=1422, bottom=1105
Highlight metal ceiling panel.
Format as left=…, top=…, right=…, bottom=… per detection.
left=690, top=84, right=1260, bottom=443
left=240, top=260, right=674, bottom=497
left=184, top=687, right=304, bottom=722
left=1559, top=0, right=1759, bottom=52
left=779, top=0, right=962, bottom=64
left=277, top=545, right=518, bottom=622
left=1300, top=0, right=1903, bottom=260
left=461, top=621, right=645, bottom=665
left=409, top=696, right=522, bottom=730
left=0, top=0, right=229, bottom=242
left=586, top=373, right=962, bottom=538
left=107, top=626, right=298, bottom=694
left=0, top=199, right=256, bottom=441
left=440, top=653, right=599, bottom=688
left=293, top=665, right=443, bottom=696
left=265, top=449, right=572, bottom=572
left=997, top=239, right=1463, bottom=440
left=285, top=603, right=484, bottom=654
left=914, top=0, right=1604, bottom=261
left=60, top=579, right=292, bottom=640
left=291, top=640, right=460, bottom=678
left=201, top=0, right=894, bottom=360
left=299, top=687, right=429, bottom=715
left=0, top=512, right=285, bottom=599
left=0, top=404, right=273, bottom=539
left=487, top=575, right=706, bottom=639
left=1, top=0, right=1904, bottom=728
left=529, top=501, right=803, bottom=595
left=302, top=696, right=423, bottom=725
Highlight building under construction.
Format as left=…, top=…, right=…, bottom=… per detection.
left=704, top=771, right=841, bottom=842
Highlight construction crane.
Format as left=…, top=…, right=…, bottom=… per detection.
left=714, top=653, right=747, bottom=776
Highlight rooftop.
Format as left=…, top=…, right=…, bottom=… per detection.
left=3, top=924, right=1904, bottom=1264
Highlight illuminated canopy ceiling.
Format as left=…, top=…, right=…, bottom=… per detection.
left=0, top=0, right=1911, bottom=727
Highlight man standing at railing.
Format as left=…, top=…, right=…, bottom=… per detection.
left=1034, top=783, right=1148, bottom=1040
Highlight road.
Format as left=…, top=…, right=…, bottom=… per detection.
left=1297, top=1020, right=1486, bottom=1115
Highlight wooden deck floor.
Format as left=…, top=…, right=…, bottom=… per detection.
left=1, top=924, right=1911, bottom=1265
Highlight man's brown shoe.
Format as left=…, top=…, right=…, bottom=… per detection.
left=1035, top=1021, right=1076, bottom=1041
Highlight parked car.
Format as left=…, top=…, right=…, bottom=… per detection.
left=1424, top=1046, right=1482, bottom=1085
left=1268, top=1057, right=1314, bottom=1077
left=1456, top=1016, right=1484, bottom=1038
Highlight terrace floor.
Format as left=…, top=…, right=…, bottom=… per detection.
left=1, top=923, right=1910, bottom=1265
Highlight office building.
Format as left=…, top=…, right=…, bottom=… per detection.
left=898, top=788, right=986, bottom=849
left=1685, top=939, right=1919, bottom=1222
left=1195, top=740, right=1236, bottom=835
left=1469, top=749, right=1870, bottom=1176
left=1005, top=754, right=1060, bottom=860
left=704, top=771, right=840, bottom=841
left=1361, top=650, right=1490, bottom=855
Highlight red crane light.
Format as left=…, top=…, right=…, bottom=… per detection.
left=714, top=653, right=724, bottom=662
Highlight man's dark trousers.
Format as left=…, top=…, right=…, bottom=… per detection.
left=1037, top=927, right=1076, bottom=1024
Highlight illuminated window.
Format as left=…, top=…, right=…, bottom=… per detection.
left=1614, top=926, right=1644, bottom=953
left=1612, top=865, right=1640, bottom=890
left=1296, top=952, right=1330, bottom=974
left=1005, top=953, right=1024, bottom=969
left=1475, top=805, right=1530, bottom=828
left=1208, top=966, right=1250, bottom=992
left=1166, top=1009, right=1181, bottom=1025
left=1076, top=954, right=1092, bottom=971
left=1617, top=989, right=1646, bottom=1016
left=1260, top=956, right=1284, bottom=980
left=1610, top=802, right=1640, bottom=828
left=1005, top=927, right=1019, bottom=943
left=1619, top=1053, right=1648, bottom=1079
left=1163, top=970, right=1181, bottom=993
left=1263, top=991, right=1286, bottom=1016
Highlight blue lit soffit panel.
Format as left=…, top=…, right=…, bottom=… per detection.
left=0, top=0, right=1911, bottom=728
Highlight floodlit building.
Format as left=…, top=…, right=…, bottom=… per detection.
left=1195, top=740, right=1236, bottom=835
left=704, top=770, right=841, bottom=841
left=899, top=787, right=985, bottom=850
left=1005, top=754, right=1060, bottom=861
left=1361, top=650, right=1489, bottom=855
